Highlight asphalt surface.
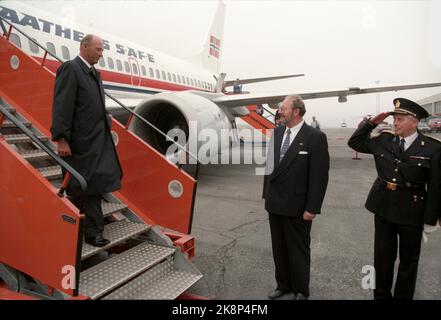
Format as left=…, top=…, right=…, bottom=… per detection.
left=188, top=128, right=441, bottom=300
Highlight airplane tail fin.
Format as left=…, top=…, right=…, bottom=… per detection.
left=193, top=1, right=225, bottom=74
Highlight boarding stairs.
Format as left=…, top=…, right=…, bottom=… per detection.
left=241, top=105, right=276, bottom=137
left=0, top=18, right=202, bottom=299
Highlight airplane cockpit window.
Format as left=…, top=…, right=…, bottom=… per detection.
left=10, top=33, right=21, bottom=48
left=46, top=42, right=56, bottom=56
left=107, top=57, right=114, bottom=70
left=149, top=67, right=154, bottom=78
left=155, top=69, right=160, bottom=79
left=141, top=66, right=146, bottom=76
left=116, top=59, right=122, bottom=71
left=29, top=38, right=39, bottom=54
left=172, top=74, right=177, bottom=82
left=98, top=57, right=105, bottom=68
left=124, top=61, right=130, bottom=73
left=61, top=46, right=70, bottom=60
left=167, top=72, right=172, bottom=82
left=132, top=63, right=139, bottom=75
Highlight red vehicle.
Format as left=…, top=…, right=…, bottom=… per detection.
left=428, top=118, right=441, bottom=132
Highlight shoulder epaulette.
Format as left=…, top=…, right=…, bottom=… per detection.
left=380, top=130, right=395, bottom=135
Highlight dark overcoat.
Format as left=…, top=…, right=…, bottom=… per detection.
left=51, top=56, right=122, bottom=196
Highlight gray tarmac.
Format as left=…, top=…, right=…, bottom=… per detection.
left=188, top=128, right=441, bottom=300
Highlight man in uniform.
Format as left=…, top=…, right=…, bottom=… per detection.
left=348, top=98, right=441, bottom=299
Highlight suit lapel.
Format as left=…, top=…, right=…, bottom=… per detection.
left=273, top=123, right=309, bottom=178
left=391, top=135, right=401, bottom=159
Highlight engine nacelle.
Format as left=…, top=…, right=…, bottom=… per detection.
left=127, top=91, right=235, bottom=163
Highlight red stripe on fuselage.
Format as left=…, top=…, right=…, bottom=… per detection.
left=33, top=57, right=211, bottom=93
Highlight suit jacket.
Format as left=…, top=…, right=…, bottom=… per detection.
left=263, top=123, right=330, bottom=217
left=51, top=56, right=122, bottom=196
left=348, top=121, right=441, bottom=226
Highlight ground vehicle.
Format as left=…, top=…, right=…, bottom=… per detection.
left=417, top=122, right=431, bottom=133
left=428, top=118, right=441, bottom=132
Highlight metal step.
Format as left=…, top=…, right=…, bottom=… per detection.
left=37, top=165, right=62, bottom=180
left=2, top=120, right=32, bottom=128
left=21, top=149, right=51, bottom=161
left=82, top=220, right=150, bottom=260
left=103, top=258, right=202, bottom=300
left=3, top=133, right=48, bottom=144
left=79, top=241, right=176, bottom=300
left=2, top=107, right=16, bottom=114
left=102, top=201, right=128, bottom=218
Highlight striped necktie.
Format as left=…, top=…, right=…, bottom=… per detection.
left=279, top=129, right=291, bottom=163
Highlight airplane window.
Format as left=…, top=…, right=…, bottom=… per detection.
left=186, top=77, right=190, bottom=85
left=98, top=57, right=105, bottom=68
left=28, top=38, right=39, bottom=54
left=161, top=70, right=166, bottom=80
left=46, top=42, right=56, bottom=56
left=124, top=61, right=130, bottom=73
left=182, top=77, right=187, bottom=85
left=149, top=67, right=154, bottom=78
left=10, top=33, right=21, bottom=48
left=177, top=75, right=181, bottom=83
left=155, top=69, right=160, bottom=79
left=107, top=57, right=114, bottom=70
left=132, top=63, right=138, bottom=75
left=167, top=72, right=171, bottom=82
left=61, top=46, right=70, bottom=60
left=190, top=79, right=194, bottom=87
left=116, top=59, right=122, bottom=71
left=198, top=80, right=201, bottom=88
left=141, top=66, right=146, bottom=76
left=172, top=74, right=176, bottom=82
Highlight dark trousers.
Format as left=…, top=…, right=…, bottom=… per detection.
left=374, top=215, right=422, bottom=300
left=70, top=194, right=104, bottom=238
left=269, top=213, right=312, bottom=296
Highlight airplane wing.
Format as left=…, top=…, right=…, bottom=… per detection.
left=212, top=82, right=441, bottom=108
left=223, top=74, right=305, bottom=87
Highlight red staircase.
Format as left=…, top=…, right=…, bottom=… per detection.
left=242, top=104, right=275, bottom=136
left=0, top=20, right=201, bottom=300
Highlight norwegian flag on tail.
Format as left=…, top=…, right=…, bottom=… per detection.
left=209, top=35, right=221, bottom=59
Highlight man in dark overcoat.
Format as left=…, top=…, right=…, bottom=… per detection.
left=51, top=34, right=122, bottom=247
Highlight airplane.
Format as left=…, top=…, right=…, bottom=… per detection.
left=1, top=1, right=441, bottom=161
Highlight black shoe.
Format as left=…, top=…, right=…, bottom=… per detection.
left=268, top=288, right=288, bottom=299
left=293, top=293, right=309, bottom=300
left=85, top=235, right=110, bottom=247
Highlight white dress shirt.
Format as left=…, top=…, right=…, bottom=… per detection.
left=281, top=120, right=304, bottom=151
left=399, top=131, right=418, bottom=151
left=78, top=55, right=92, bottom=69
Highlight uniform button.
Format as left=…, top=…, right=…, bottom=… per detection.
left=392, top=178, right=396, bottom=182
left=394, top=169, right=399, bottom=172
left=418, top=163, right=421, bottom=166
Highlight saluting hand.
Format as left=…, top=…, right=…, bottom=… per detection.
left=57, top=139, right=72, bottom=157
left=303, top=211, right=316, bottom=221
left=369, top=112, right=390, bottom=125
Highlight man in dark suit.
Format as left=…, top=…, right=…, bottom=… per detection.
left=348, top=98, right=441, bottom=299
left=263, top=95, right=330, bottom=300
left=51, top=34, right=123, bottom=247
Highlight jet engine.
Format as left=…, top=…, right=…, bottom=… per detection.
left=127, top=91, right=236, bottom=163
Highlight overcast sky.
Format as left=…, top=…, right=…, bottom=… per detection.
left=27, top=0, right=441, bottom=128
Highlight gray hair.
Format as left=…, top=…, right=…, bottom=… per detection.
left=286, top=95, right=306, bottom=116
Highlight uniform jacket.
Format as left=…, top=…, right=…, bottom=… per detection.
left=348, top=121, right=441, bottom=226
left=51, top=56, right=122, bottom=196
left=263, top=123, right=330, bottom=217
